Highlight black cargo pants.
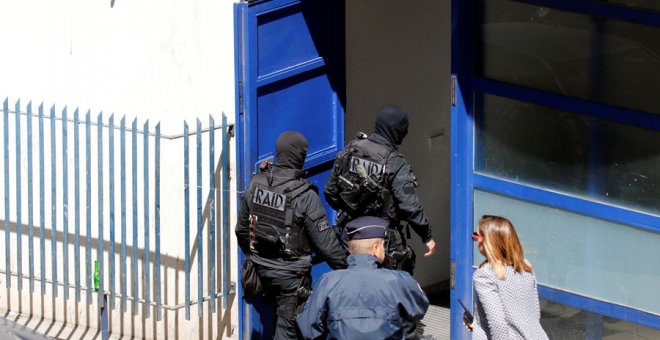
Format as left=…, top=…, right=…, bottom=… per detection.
left=256, top=265, right=311, bottom=340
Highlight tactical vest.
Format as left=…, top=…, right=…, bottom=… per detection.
left=247, top=171, right=311, bottom=259
left=336, top=137, right=396, bottom=220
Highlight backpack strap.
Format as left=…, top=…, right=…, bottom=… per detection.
left=287, top=180, right=312, bottom=199
left=280, top=179, right=312, bottom=226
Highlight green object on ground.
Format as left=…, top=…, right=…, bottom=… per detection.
left=93, top=260, right=100, bottom=292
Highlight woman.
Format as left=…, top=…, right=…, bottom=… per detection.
left=466, top=215, right=549, bottom=340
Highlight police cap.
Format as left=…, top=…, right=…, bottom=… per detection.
left=346, top=216, right=388, bottom=240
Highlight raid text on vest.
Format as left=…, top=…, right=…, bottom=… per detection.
left=253, top=188, right=286, bottom=211
left=350, top=156, right=383, bottom=177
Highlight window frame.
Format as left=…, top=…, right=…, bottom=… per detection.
left=451, top=0, right=660, bottom=337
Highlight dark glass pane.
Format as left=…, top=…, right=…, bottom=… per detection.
left=475, top=94, right=660, bottom=216
left=541, top=300, right=660, bottom=339
left=601, top=0, right=660, bottom=12
left=478, top=0, right=660, bottom=115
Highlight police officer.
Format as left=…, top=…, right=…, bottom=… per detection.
left=325, top=104, right=436, bottom=275
left=296, top=216, right=429, bottom=339
left=235, top=131, right=348, bottom=339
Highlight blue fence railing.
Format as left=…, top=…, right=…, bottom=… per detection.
left=1, top=97, right=235, bottom=337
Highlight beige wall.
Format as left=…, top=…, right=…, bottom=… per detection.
left=346, top=0, right=451, bottom=287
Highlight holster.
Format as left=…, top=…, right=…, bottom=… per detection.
left=275, top=274, right=311, bottom=319
left=387, top=245, right=416, bottom=275
left=384, top=228, right=416, bottom=275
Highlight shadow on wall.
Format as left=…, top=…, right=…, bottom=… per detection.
left=0, top=161, right=235, bottom=339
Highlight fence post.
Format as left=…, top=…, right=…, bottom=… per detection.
left=39, top=104, right=45, bottom=295
left=209, top=116, right=216, bottom=313
left=184, top=121, right=191, bottom=320
left=85, top=110, right=92, bottom=305
left=221, top=114, right=229, bottom=309
left=15, top=100, right=22, bottom=291
left=28, top=102, right=35, bottom=293
left=196, top=119, right=203, bottom=317
left=50, top=105, right=58, bottom=297
left=109, top=114, right=115, bottom=310
left=97, top=113, right=104, bottom=307
left=143, top=120, right=150, bottom=318
left=101, top=294, right=109, bottom=340
left=62, top=106, right=68, bottom=299
left=3, top=98, right=10, bottom=289
left=132, top=119, right=138, bottom=316
left=120, top=117, right=127, bottom=313
left=155, top=123, right=162, bottom=321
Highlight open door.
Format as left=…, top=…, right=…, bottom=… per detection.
left=235, top=0, right=345, bottom=337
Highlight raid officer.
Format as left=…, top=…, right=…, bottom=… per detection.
left=296, top=216, right=429, bottom=339
left=324, top=104, right=436, bottom=275
left=235, top=131, right=347, bottom=340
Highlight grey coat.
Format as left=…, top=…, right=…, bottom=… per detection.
left=472, top=264, right=549, bottom=340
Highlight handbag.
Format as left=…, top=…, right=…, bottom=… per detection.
left=241, top=256, right=263, bottom=295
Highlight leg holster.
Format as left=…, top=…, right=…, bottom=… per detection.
left=276, top=273, right=311, bottom=319
left=276, top=295, right=299, bottom=320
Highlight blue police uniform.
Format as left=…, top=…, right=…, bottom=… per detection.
left=296, top=217, right=429, bottom=339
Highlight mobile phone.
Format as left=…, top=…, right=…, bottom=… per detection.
left=458, top=299, right=474, bottom=325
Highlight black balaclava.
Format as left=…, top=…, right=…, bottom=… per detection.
left=275, top=131, right=308, bottom=169
left=374, top=104, right=409, bottom=145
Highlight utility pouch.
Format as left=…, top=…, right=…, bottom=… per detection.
left=253, top=222, right=285, bottom=258
left=339, top=181, right=382, bottom=215
left=241, top=257, right=263, bottom=295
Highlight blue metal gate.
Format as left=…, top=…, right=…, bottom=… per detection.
left=1, top=98, right=235, bottom=338
left=234, top=0, right=345, bottom=337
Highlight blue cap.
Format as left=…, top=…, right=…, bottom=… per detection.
left=346, top=216, right=388, bottom=240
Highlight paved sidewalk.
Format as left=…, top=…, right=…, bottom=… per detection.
left=0, top=316, right=51, bottom=340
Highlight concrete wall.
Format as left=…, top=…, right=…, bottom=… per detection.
left=0, top=1, right=239, bottom=339
left=345, top=0, right=452, bottom=287
left=0, top=0, right=236, bottom=135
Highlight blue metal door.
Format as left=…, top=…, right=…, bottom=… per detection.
left=234, top=0, right=345, bottom=337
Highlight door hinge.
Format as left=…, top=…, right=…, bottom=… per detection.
left=450, top=260, right=456, bottom=289
left=450, top=74, right=457, bottom=107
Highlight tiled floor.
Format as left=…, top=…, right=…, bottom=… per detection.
left=419, top=304, right=451, bottom=340
left=420, top=288, right=451, bottom=340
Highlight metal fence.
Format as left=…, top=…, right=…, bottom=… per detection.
left=1, top=97, right=234, bottom=338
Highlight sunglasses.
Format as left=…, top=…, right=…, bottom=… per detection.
left=471, top=232, right=482, bottom=241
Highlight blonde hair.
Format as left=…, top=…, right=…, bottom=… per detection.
left=478, top=215, right=532, bottom=279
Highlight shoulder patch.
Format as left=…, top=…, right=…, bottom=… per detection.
left=317, top=220, right=330, bottom=232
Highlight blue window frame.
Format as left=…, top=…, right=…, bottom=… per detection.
left=451, top=0, right=660, bottom=338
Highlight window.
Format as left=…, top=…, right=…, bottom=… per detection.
left=478, top=0, right=660, bottom=115
left=475, top=93, right=660, bottom=216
